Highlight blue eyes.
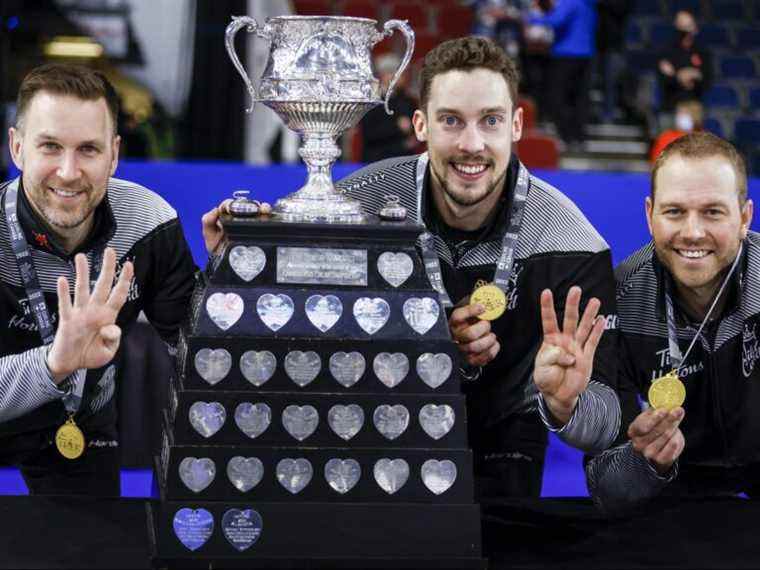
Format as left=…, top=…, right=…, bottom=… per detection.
left=440, top=115, right=502, bottom=127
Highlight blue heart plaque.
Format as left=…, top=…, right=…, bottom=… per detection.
left=173, top=508, right=214, bottom=552
left=222, top=508, right=263, bottom=552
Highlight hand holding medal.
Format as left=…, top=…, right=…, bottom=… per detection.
left=533, top=286, right=606, bottom=425
left=627, top=406, right=685, bottom=475
left=448, top=298, right=501, bottom=367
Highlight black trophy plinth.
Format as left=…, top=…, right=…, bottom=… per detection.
left=148, top=215, right=485, bottom=569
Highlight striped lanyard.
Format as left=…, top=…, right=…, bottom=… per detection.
left=415, top=153, right=530, bottom=309
left=3, top=180, right=101, bottom=414
left=663, top=243, right=743, bottom=369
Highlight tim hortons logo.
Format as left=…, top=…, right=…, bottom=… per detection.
left=742, top=323, right=760, bottom=378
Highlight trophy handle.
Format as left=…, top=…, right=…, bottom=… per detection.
left=380, top=19, right=415, bottom=115
left=225, top=16, right=268, bottom=113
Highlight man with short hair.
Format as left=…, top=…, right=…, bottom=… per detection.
left=588, top=132, right=757, bottom=512
left=338, top=36, right=621, bottom=499
left=0, top=63, right=203, bottom=496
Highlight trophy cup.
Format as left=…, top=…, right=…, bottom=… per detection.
left=226, top=15, right=413, bottom=223
left=148, top=15, right=484, bottom=569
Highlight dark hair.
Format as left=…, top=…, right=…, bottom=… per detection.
left=651, top=132, right=748, bottom=203
left=15, top=63, right=119, bottom=133
left=419, top=36, right=520, bottom=111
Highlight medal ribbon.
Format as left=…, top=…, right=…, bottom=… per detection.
left=663, top=242, right=743, bottom=371
left=415, top=153, right=531, bottom=309
left=3, top=181, right=102, bottom=414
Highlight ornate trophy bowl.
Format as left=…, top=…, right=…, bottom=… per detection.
left=226, top=15, right=414, bottom=224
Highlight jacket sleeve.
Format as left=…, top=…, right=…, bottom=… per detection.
left=0, top=345, right=86, bottom=423
left=585, top=332, right=677, bottom=514
left=536, top=248, right=621, bottom=454
left=140, top=218, right=199, bottom=348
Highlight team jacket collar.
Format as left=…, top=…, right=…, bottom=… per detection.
left=13, top=177, right=116, bottom=259
left=650, top=242, right=747, bottom=325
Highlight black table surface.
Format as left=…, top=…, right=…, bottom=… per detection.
left=2, top=495, right=758, bottom=569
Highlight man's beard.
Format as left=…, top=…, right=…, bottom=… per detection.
left=431, top=160, right=508, bottom=208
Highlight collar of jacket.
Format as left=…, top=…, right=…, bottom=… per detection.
left=650, top=241, right=747, bottom=325
left=15, top=176, right=116, bottom=259
left=419, top=153, right=521, bottom=244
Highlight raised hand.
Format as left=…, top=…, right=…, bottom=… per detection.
left=628, top=407, right=685, bottom=474
left=449, top=302, right=501, bottom=367
left=47, top=247, right=134, bottom=383
left=201, top=199, right=233, bottom=256
left=534, top=286, right=605, bottom=425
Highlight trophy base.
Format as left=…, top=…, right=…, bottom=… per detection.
left=147, top=499, right=486, bottom=569
left=273, top=194, right=366, bottom=224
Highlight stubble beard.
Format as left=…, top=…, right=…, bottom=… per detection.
left=431, top=160, right=508, bottom=208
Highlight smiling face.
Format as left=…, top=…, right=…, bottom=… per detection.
left=413, top=68, right=522, bottom=229
left=647, top=154, right=752, bottom=305
left=9, top=91, right=119, bottom=247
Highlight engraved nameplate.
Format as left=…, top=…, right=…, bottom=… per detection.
left=277, top=247, right=367, bottom=286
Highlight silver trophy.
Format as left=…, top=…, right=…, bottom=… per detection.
left=225, top=15, right=414, bottom=223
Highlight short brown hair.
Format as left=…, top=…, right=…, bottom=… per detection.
left=15, top=63, right=119, bottom=133
left=419, top=36, right=520, bottom=112
left=651, top=131, right=747, bottom=203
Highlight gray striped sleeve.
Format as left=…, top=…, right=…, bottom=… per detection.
left=0, top=346, right=79, bottom=423
left=586, top=441, right=678, bottom=513
left=537, top=381, right=620, bottom=454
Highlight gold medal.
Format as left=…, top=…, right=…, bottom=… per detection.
left=470, top=283, right=507, bottom=321
left=648, top=371, right=686, bottom=410
left=55, top=416, right=86, bottom=460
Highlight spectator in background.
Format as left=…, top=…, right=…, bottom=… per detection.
left=527, top=0, right=597, bottom=151
left=359, top=53, right=417, bottom=163
left=596, top=0, right=633, bottom=123
left=469, top=0, right=526, bottom=59
left=657, top=10, right=712, bottom=114
left=650, top=99, right=704, bottom=162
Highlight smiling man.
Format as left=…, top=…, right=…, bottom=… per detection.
left=587, top=132, right=759, bottom=512
left=339, top=37, right=621, bottom=500
left=0, top=64, right=202, bottom=496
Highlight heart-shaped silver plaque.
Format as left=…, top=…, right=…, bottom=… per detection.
left=373, top=352, right=409, bottom=388
left=194, top=348, right=232, bottom=386
left=256, top=293, right=294, bottom=332
left=402, top=297, right=440, bottom=335
left=305, top=294, right=343, bottom=333
left=419, top=404, right=456, bottom=440
left=234, top=402, right=272, bottom=439
left=229, top=245, right=266, bottom=282
left=377, top=252, right=414, bottom=288
left=227, top=456, right=264, bottom=492
left=329, top=352, right=366, bottom=387
left=188, top=401, right=226, bottom=438
left=178, top=457, right=216, bottom=493
left=373, top=458, right=410, bottom=494
left=416, top=353, right=453, bottom=389
left=353, top=297, right=390, bottom=335
left=324, top=458, right=361, bottom=494
left=282, top=404, right=319, bottom=441
left=284, top=351, right=321, bottom=387
left=239, top=350, right=277, bottom=387
left=327, top=404, right=364, bottom=441
left=421, top=459, right=458, bottom=495
left=276, top=458, right=313, bottom=494
left=373, top=404, right=409, bottom=440
left=206, top=292, right=244, bottom=331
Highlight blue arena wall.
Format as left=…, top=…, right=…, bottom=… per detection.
left=2, top=162, right=758, bottom=497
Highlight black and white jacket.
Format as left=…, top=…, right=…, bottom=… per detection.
left=0, top=177, right=197, bottom=457
left=588, top=233, right=760, bottom=512
left=337, top=153, right=621, bottom=457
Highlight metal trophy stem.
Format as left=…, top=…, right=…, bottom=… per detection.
left=225, top=15, right=414, bottom=224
